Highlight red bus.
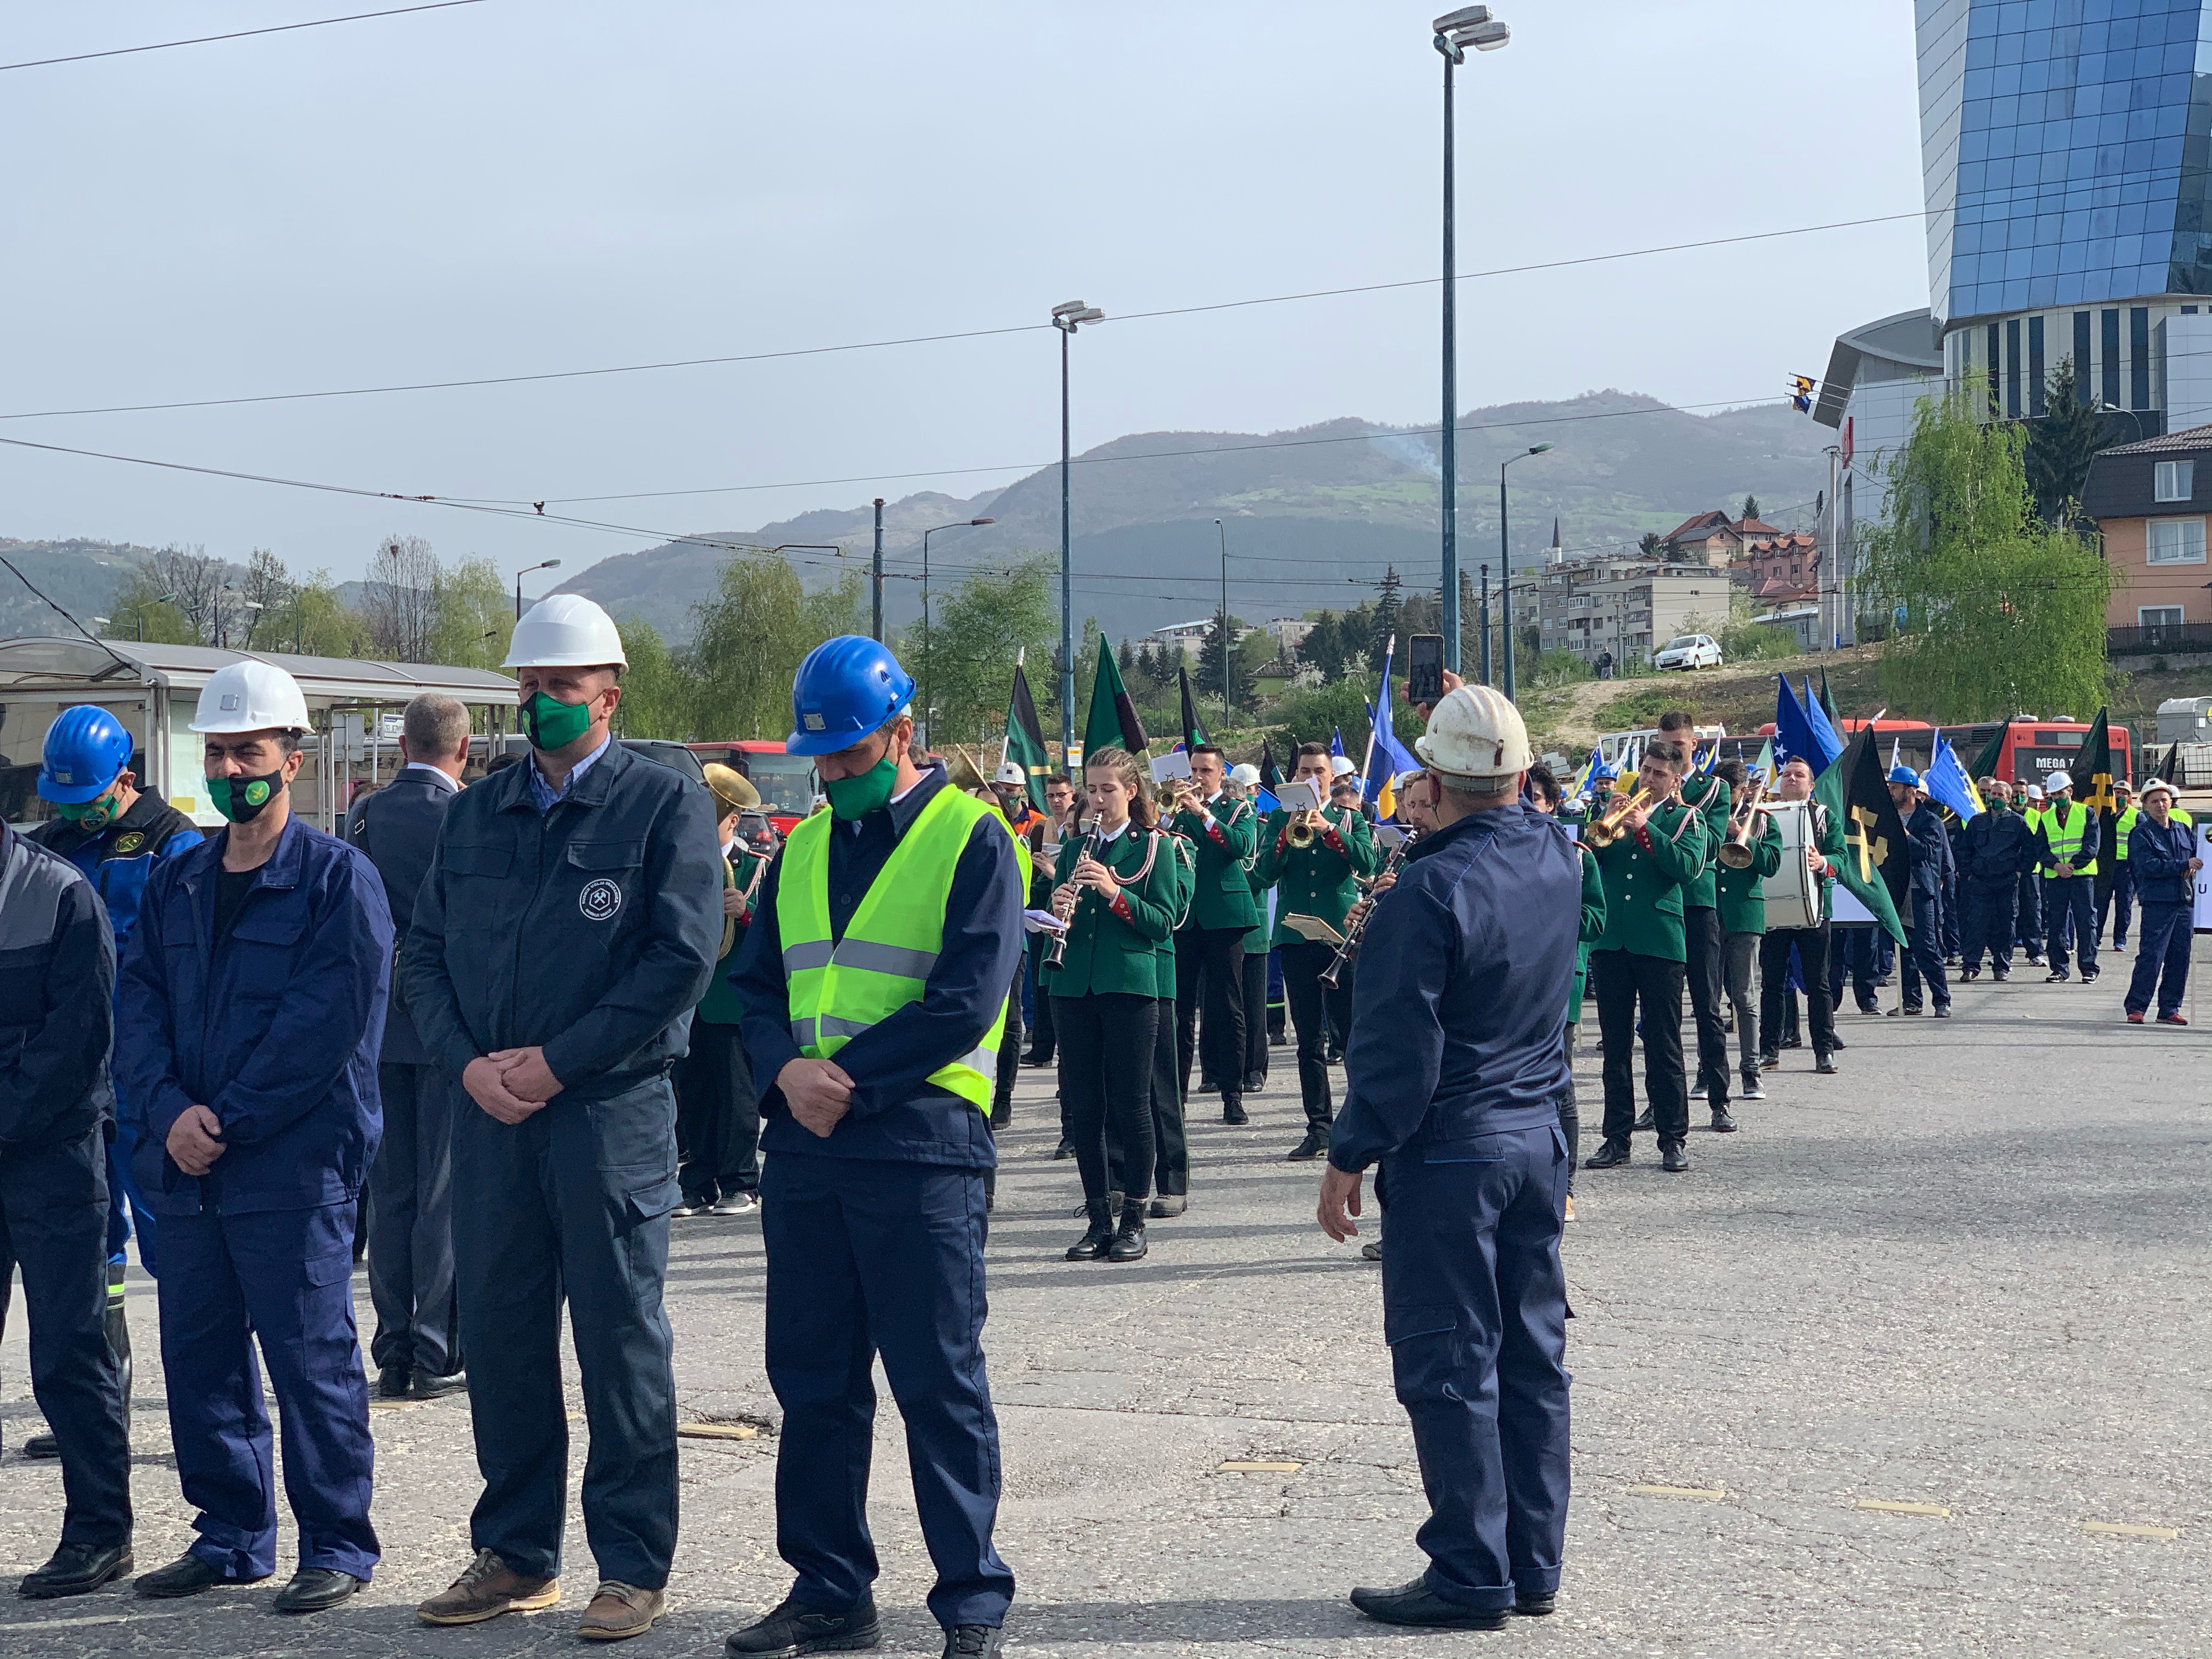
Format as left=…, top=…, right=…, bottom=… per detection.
left=684, top=740, right=819, bottom=834
left=1939, top=719, right=2134, bottom=789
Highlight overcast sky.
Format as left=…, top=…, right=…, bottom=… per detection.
left=1, top=1, right=1928, bottom=589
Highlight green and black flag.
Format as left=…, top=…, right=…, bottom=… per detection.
left=1968, top=721, right=2008, bottom=784
left=1177, top=663, right=1211, bottom=751
left=1260, top=737, right=1285, bottom=794
left=1002, top=656, right=1052, bottom=811
left=1813, top=724, right=1908, bottom=945
left=1084, top=633, right=1148, bottom=758
left=1817, top=667, right=1843, bottom=730
left=2068, top=706, right=2118, bottom=847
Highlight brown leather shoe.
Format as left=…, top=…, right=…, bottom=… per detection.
left=580, top=1581, right=665, bottom=1641
left=417, top=1549, right=559, bottom=1626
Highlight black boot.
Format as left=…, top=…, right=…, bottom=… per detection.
left=1222, top=1094, right=1249, bottom=1126
left=1106, top=1201, right=1149, bottom=1262
left=1065, top=1201, right=1114, bottom=1261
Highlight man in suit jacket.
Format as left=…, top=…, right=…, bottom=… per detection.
left=348, top=694, right=471, bottom=1400
left=1888, top=768, right=1953, bottom=1017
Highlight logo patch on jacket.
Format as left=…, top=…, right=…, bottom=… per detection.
left=112, top=832, right=145, bottom=855
left=579, top=877, right=623, bottom=921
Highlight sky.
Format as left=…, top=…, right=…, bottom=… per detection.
left=0, top=1, right=1930, bottom=592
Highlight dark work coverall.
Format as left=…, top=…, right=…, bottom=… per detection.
left=1329, top=804, right=1578, bottom=1615
left=403, top=738, right=721, bottom=1592
left=119, top=815, right=392, bottom=1582
left=348, top=761, right=463, bottom=1381
left=0, top=823, right=132, bottom=1553
left=2123, top=815, right=2197, bottom=1018
left=1958, top=806, right=2033, bottom=974
left=1897, top=803, right=1952, bottom=1012
left=731, top=762, right=1024, bottom=1632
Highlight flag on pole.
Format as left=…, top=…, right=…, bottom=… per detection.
left=1362, top=636, right=1420, bottom=817
left=1888, top=734, right=1903, bottom=774
left=1813, top=724, right=1909, bottom=944
left=1329, top=727, right=1346, bottom=761
left=2068, top=706, right=2118, bottom=851
left=1752, top=736, right=1773, bottom=782
left=1176, top=663, right=1210, bottom=751
left=1803, top=678, right=1846, bottom=764
left=1773, top=675, right=1841, bottom=772
left=1084, top=634, right=1148, bottom=757
left=1260, top=738, right=1286, bottom=794
left=1967, top=721, right=2008, bottom=782
left=1818, top=667, right=1842, bottom=729
left=1925, top=732, right=1983, bottom=822
left=1002, top=657, right=1052, bottom=811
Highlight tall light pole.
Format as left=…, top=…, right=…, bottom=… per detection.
left=515, top=558, right=562, bottom=619
left=1498, top=440, right=1552, bottom=701
left=140, top=589, right=178, bottom=642
left=1215, top=519, right=1233, bottom=724
left=1477, top=565, right=1491, bottom=684
left=919, top=516, right=996, bottom=749
left=870, top=499, right=887, bottom=640
left=1053, top=300, right=1105, bottom=761
left=1433, top=7, right=1511, bottom=675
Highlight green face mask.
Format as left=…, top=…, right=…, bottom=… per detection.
left=523, top=691, right=595, bottom=753
left=207, top=771, right=284, bottom=824
left=823, top=753, right=899, bottom=822
left=56, top=785, right=120, bottom=831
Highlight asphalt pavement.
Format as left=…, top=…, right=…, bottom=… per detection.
left=2, top=940, right=2207, bottom=1658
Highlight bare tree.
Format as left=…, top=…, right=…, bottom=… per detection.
left=151, top=545, right=227, bottom=645
left=362, top=534, right=441, bottom=662
left=239, top=548, right=290, bottom=650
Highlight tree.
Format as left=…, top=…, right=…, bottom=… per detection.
left=1370, top=566, right=1403, bottom=659
left=149, top=545, right=230, bottom=645
left=687, top=554, right=865, bottom=741
left=238, top=549, right=289, bottom=650
left=362, top=534, right=439, bottom=661
left=613, top=619, right=688, bottom=738
left=2022, top=355, right=2111, bottom=524
left=1117, top=637, right=1137, bottom=677
left=426, top=556, right=511, bottom=670
left=1638, top=531, right=1664, bottom=557
left=1861, top=392, right=2113, bottom=721
left=106, top=560, right=197, bottom=644
left=1197, top=613, right=1244, bottom=717
left=1740, top=494, right=1762, bottom=522
left=924, top=554, right=1056, bottom=749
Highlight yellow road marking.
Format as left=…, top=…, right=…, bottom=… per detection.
left=1625, top=1484, right=1725, bottom=1500
left=680, top=1422, right=760, bottom=1441
left=2081, top=1521, right=2179, bottom=1541
left=1855, top=1500, right=1951, bottom=1517
left=1218, top=1460, right=1302, bottom=1472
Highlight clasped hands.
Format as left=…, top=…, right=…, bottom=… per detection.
left=464, top=1046, right=565, bottom=1125
left=776, top=1056, right=856, bottom=1138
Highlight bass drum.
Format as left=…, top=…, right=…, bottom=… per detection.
left=1759, top=799, right=1822, bottom=932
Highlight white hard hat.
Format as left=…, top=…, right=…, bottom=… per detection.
left=2140, top=776, right=2176, bottom=800
left=189, top=660, right=312, bottom=734
left=1415, top=684, right=1532, bottom=786
left=2043, top=771, right=2073, bottom=792
left=994, top=760, right=1027, bottom=787
left=1330, top=755, right=1358, bottom=777
left=2024, top=783, right=2045, bottom=800
left=1229, top=763, right=1261, bottom=786
left=504, top=592, right=628, bottom=670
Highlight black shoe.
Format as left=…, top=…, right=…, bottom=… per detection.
left=1932, top=1005, right=1952, bottom=1018
left=411, top=1368, right=467, bottom=1400
left=136, top=1554, right=259, bottom=1599
left=1889, top=1004, right=1923, bottom=1017
left=1759, top=1051, right=1779, bottom=1070
left=1051, top=1140, right=1076, bottom=1160
left=1286, top=1128, right=1327, bottom=1161
left=2082, top=968, right=2100, bottom=984
left=1222, top=1098, right=1249, bottom=1126
left=1348, top=1578, right=1507, bottom=1631
left=1583, top=1141, right=1631, bottom=1171
left=1815, top=1053, right=1839, bottom=1075
left=275, top=1568, right=364, bottom=1615
left=1661, top=1141, right=1690, bottom=1173
left=726, top=1594, right=883, bottom=1658
left=1710, top=1105, right=1737, bottom=1133
left=377, top=1364, right=413, bottom=1400
left=1147, top=1194, right=1187, bottom=1218
left=1738, top=1077, right=1765, bottom=1101
left=19, top=1541, right=133, bottom=1599
left=2045, top=970, right=2069, bottom=984
left=1857, top=1001, right=1881, bottom=1015
left=1514, top=1592, right=1557, bottom=1617
left=2026, top=953, right=2045, bottom=966
left=943, top=1627, right=1003, bottom=1659
left=20, top=1431, right=59, bottom=1459
left=1106, top=1204, right=1148, bottom=1262
left=1633, top=1108, right=1655, bottom=1133
left=1780, top=1035, right=1803, bottom=1049
left=1065, top=1205, right=1115, bottom=1262
left=1827, top=1034, right=1847, bottom=1050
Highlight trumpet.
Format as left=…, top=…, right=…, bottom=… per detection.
left=1285, top=806, right=1325, bottom=849
left=1583, top=785, right=1655, bottom=848
left=1041, top=817, right=1105, bottom=972
left=1716, top=776, right=1769, bottom=868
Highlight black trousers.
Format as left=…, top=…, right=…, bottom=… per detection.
left=2016, top=871, right=2044, bottom=955
left=1056, top=992, right=1158, bottom=1208
left=1115, top=996, right=1189, bottom=1198
left=1830, top=926, right=1881, bottom=1011
left=673, top=1020, right=761, bottom=1204
left=1241, top=950, right=1270, bottom=1089
left=1760, top=924, right=1834, bottom=1059
left=1960, top=880, right=2017, bottom=972
left=1590, top=949, right=1688, bottom=1146
left=992, top=991, right=1023, bottom=1128
left=1175, top=926, right=1247, bottom=1107
left=1280, top=940, right=1352, bottom=1129
left=0, top=1128, right=132, bottom=1548
left=1023, top=937, right=1056, bottom=1064
left=1900, top=890, right=1951, bottom=1008
left=368, top=1060, right=461, bottom=1377
left=1558, top=1025, right=1580, bottom=1195
left=2096, top=861, right=2135, bottom=949
left=1682, top=906, right=1730, bottom=1105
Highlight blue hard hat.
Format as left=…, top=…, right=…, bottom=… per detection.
left=1888, top=765, right=1922, bottom=788
left=38, top=705, right=135, bottom=803
left=785, top=635, right=916, bottom=756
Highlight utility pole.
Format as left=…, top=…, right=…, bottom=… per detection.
left=1477, top=563, right=1491, bottom=684
left=871, top=498, right=885, bottom=641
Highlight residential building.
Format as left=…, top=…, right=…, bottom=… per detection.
left=1731, top=531, right=1820, bottom=616
left=1147, top=617, right=1257, bottom=662
left=1535, top=560, right=1730, bottom=667
left=2080, top=422, right=2212, bottom=653
left=1655, top=511, right=1773, bottom=570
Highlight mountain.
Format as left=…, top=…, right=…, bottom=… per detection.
left=553, top=391, right=1833, bottom=645
left=0, top=537, right=157, bottom=639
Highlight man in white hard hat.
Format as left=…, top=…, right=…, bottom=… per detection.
left=404, top=594, right=722, bottom=1641
left=1319, top=685, right=1578, bottom=1629
left=116, top=659, right=393, bottom=1613
left=2033, top=770, right=2100, bottom=985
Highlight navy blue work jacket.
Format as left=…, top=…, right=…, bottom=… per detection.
left=1959, top=808, right=2033, bottom=886
left=730, top=764, right=1025, bottom=1170
left=117, top=814, right=393, bottom=1216
left=2129, top=815, right=2199, bottom=906
left=1328, top=803, right=1578, bottom=1175
left=1901, top=805, right=1953, bottom=898
left=0, top=822, right=116, bottom=1148
left=400, top=739, right=723, bottom=1101
left=31, top=791, right=204, bottom=955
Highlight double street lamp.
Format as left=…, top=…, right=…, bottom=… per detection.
left=919, top=516, right=996, bottom=749
left=1498, top=441, right=1553, bottom=701
left=1053, top=299, right=1105, bottom=761
left=1434, top=6, right=1511, bottom=677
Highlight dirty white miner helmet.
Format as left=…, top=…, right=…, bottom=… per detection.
left=1415, top=684, right=1532, bottom=788
left=189, top=660, right=313, bottom=734
left=994, top=760, right=1028, bottom=788
left=1229, top=763, right=1261, bottom=787
left=504, top=592, right=628, bottom=670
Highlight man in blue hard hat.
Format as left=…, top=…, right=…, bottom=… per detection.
left=404, top=595, right=721, bottom=1643
left=21, top=706, right=204, bottom=1465
left=726, top=635, right=1024, bottom=1659
left=1886, top=767, right=1953, bottom=1017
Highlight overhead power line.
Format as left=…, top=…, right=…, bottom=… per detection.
left=0, top=2, right=490, bottom=74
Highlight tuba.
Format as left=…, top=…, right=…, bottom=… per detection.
left=1583, top=785, right=1655, bottom=848
left=1716, top=776, right=1769, bottom=868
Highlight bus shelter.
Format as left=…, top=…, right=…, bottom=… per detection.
left=0, top=635, right=519, bottom=832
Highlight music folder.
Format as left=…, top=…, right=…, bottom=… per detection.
left=1279, top=912, right=1345, bottom=946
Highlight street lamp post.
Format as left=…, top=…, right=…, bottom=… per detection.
left=1477, top=564, right=1491, bottom=684
left=1215, top=518, right=1232, bottom=724
left=1432, top=7, right=1512, bottom=676
left=139, top=589, right=178, bottom=642
left=1498, top=441, right=1553, bottom=702
left=919, top=516, right=996, bottom=750
left=514, top=558, right=562, bottom=620
left=1052, top=300, right=1105, bottom=761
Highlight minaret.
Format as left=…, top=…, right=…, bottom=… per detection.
left=1544, top=516, right=1565, bottom=567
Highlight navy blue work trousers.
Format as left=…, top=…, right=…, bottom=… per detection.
left=1960, top=881, right=2017, bottom=973
left=450, top=1076, right=680, bottom=1589
left=2045, top=874, right=2098, bottom=976
left=0, top=1129, right=133, bottom=1548
left=2098, top=861, right=2135, bottom=948
left=158, top=1200, right=377, bottom=1579
left=2016, top=871, right=2044, bottom=953
left=1900, top=891, right=1950, bottom=1011
left=1376, top=1123, right=1571, bottom=1612
left=2124, top=902, right=2193, bottom=1018
left=1829, top=926, right=1881, bottom=1012
left=761, top=1150, right=1014, bottom=1631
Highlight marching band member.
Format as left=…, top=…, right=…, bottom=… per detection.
left=1655, top=712, right=1733, bottom=1120
left=1758, top=757, right=1844, bottom=1076
left=1166, top=746, right=1259, bottom=1126
left=1709, top=759, right=1781, bottom=1105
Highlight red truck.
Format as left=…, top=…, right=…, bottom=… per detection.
left=685, top=740, right=819, bottom=834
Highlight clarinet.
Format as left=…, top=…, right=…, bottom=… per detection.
left=1042, top=817, right=1105, bottom=972
left=1318, top=830, right=1418, bottom=990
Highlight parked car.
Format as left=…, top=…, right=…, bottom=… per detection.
left=1654, top=633, right=1724, bottom=672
